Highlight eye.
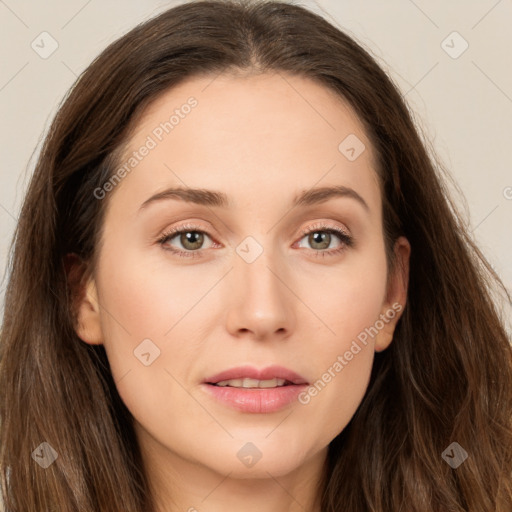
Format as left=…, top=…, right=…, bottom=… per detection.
left=157, top=223, right=217, bottom=259
left=295, top=222, right=354, bottom=257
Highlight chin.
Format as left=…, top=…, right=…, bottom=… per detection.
left=198, top=437, right=317, bottom=479
left=213, top=456, right=305, bottom=480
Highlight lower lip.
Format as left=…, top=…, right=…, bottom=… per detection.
left=202, top=383, right=308, bottom=413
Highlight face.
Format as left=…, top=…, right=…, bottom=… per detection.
left=75, top=72, right=410, bottom=484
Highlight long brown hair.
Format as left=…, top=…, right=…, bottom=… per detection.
left=1, top=1, right=511, bottom=510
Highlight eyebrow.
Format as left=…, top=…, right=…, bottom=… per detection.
left=138, top=185, right=369, bottom=212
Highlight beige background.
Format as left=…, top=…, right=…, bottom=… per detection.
left=0, top=0, right=511, bottom=328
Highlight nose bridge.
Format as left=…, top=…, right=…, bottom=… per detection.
left=236, top=235, right=286, bottom=303
left=225, top=233, right=295, bottom=338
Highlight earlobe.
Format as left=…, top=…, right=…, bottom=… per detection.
left=374, top=236, right=411, bottom=352
left=64, top=253, right=104, bottom=345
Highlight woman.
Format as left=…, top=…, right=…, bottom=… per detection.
left=0, top=1, right=511, bottom=510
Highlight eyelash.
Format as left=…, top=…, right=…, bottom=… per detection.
left=157, top=222, right=354, bottom=259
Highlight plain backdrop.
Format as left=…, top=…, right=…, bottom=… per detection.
left=0, top=0, right=511, bottom=329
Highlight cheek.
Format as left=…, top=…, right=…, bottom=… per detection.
left=94, top=240, right=218, bottom=419
left=306, top=237, right=388, bottom=352
left=295, top=242, right=387, bottom=439
left=92, top=242, right=179, bottom=393
left=95, top=239, right=209, bottom=348
left=296, top=301, right=378, bottom=450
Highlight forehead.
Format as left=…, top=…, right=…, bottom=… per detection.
left=110, top=72, right=381, bottom=216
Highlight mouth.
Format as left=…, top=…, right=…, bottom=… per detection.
left=204, top=364, right=309, bottom=387
left=202, top=365, right=309, bottom=413
left=211, top=377, right=295, bottom=389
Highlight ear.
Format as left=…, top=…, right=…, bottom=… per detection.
left=64, top=253, right=104, bottom=345
left=374, top=236, right=410, bottom=352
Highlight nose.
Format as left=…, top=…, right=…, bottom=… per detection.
left=225, top=249, right=296, bottom=341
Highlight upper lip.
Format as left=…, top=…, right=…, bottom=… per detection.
left=204, top=365, right=309, bottom=385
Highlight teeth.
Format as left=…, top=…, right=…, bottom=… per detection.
left=215, top=378, right=286, bottom=388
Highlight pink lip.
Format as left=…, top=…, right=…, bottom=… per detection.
left=204, top=365, right=308, bottom=385
left=202, top=365, right=309, bottom=414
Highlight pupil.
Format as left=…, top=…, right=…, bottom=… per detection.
left=310, top=231, right=330, bottom=250
left=181, top=231, right=203, bottom=249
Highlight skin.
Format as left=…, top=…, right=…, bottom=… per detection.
left=74, top=72, right=410, bottom=512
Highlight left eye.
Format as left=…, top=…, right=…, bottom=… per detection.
left=159, top=229, right=214, bottom=252
left=296, top=228, right=350, bottom=251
